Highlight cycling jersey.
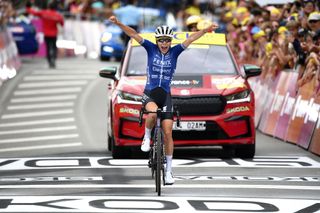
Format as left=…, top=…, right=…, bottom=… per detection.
left=140, top=39, right=186, bottom=93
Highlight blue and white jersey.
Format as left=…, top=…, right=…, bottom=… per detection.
left=140, top=39, right=186, bottom=93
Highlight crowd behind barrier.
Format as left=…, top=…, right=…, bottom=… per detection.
left=223, top=0, right=319, bottom=156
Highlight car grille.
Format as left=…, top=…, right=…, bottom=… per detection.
left=172, top=95, right=226, bottom=115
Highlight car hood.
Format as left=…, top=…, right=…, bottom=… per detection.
left=118, top=75, right=248, bottom=96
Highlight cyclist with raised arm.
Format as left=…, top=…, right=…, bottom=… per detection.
left=109, top=15, right=218, bottom=185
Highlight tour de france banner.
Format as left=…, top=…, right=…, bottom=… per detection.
left=309, top=110, right=320, bottom=155
left=297, top=92, right=320, bottom=149
left=273, top=72, right=299, bottom=140
left=251, top=78, right=268, bottom=128
left=263, top=70, right=292, bottom=136
left=285, top=73, right=315, bottom=144
left=258, top=74, right=281, bottom=134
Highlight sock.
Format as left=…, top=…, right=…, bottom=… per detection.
left=166, top=155, right=173, bottom=173
left=144, top=127, right=152, bottom=139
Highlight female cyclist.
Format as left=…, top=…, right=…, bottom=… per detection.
left=109, top=15, right=218, bottom=185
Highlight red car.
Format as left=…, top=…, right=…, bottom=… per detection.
left=99, top=32, right=261, bottom=159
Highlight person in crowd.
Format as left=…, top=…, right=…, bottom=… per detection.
left=301, top=0, right=317, bottom=29
left=112, top=0, right=142, bottom=45
left=0, top=0, right=15, bottom=26
left=108, top=14, right=218, bottom=185
left=307, top=12, right=320, bottom=34
left=26, top=1, right=64, bottom=68
left=185, top=15, right=202, bottom=31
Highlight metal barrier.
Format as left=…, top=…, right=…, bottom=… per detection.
left=249, top=67, right=320, bottom=156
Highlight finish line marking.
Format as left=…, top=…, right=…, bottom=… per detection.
left=0, top=184, right=319, bottom=190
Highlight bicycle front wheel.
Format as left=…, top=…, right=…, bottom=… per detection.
left=155, top=129, right=162, bottom=196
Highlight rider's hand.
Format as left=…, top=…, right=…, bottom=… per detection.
left=109, top=15, right=119, bottom=25
left=205, top=23, right=219, bottom=33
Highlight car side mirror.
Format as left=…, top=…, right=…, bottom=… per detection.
left=99, top=67, right=119, bottom=81
left=243, top=64, right=261, bottom=79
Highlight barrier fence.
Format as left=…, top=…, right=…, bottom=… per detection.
left=0, top=26, right=21, bottom=87
left=248, top=68, right=320, bottom=156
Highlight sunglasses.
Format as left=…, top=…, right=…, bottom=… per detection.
left=157, top=38, right=172, bottom=43
left=309, top=20, right=319, bottom=24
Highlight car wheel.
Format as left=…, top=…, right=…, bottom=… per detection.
left=107, top=136, right=112, bottom=151
left=111, top=138, right=130, bottom=159
left=100, top=55, right=110, bottom=61
left=234, top=143, right=255, bottom=159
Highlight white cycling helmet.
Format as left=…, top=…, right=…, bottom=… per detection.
left=155, top=25, right=174, bottom=38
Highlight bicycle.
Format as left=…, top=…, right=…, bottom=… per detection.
left=139, top=107, right=180, bottom=196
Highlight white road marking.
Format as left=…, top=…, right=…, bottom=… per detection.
left=0, top=126, right=77, bottom=135
left=0, top=184, right=319, bottom=190
left=7, top=102, right=74, bottom=110
left=0, top=118, right=75, bottom=127
left=10, top=95, right=77, bottom=103
left=0, top=134, right=79, bottom=144
left=0, top=142, right=82, bottom=152
left=0, top=196, right=317, bottom=213
left=18, top=81, right=88, bottom=88
left=24, top=75, right=97, bottom=80
left=1, top=109, right=73, bottom=119
left=14, top=87, right=82, bottom=95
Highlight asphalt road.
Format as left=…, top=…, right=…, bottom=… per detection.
left=0, top=57, right=319, bottom=213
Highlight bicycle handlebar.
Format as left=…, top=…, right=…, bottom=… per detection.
left=138, top=107, right=181, bottom=127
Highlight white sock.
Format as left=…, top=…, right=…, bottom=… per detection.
left=166, top=155, right=173, bottom=173
left=144, top=127, right=152, bottom=139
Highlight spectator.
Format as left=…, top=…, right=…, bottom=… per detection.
left=302, top=0, right=317, bottom=22
left=112, top=0, right=142, bottom=45
left=307, top=12, right=320, bottom=34
left=27, top=1, right=64, bottom=68
left=0, top=0, right=15, bottom=26
left=185, top=15, right=202, bottom=31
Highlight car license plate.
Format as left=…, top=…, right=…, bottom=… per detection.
left=173, top=121, right=206, bottom=131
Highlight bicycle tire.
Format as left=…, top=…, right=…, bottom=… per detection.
left=149, top=146, right=155, bottom=179
left=155, top=128, right=162, bottom=196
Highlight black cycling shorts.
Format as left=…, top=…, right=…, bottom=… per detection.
left=141, top=87, right=173, bottom=120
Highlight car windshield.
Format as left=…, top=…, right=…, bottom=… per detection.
left=126, top=44, right=237, bottom=76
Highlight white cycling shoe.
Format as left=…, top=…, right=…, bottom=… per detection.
left=164, top=172, right=175, bottom=185
left=141, top=138, right=151, bottom=152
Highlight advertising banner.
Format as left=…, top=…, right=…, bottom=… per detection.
left=263, top=71, right=291, bottom=136
left=285, top=75, right=315, bottom=144
left=309, top=110, right=320, bottom=155
left=274, top=72, right=299, bottom=140
left=253, top=79, right=268, bottom=128
left=297, top=77, right=320, bottom=149
left=258, top=74, right=280, bottom=134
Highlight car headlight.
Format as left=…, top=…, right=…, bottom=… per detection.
left=118, top=91, right=142, bottom=103
left=225, top=90, right=251, bottom=103
left=103, top=46, right=114, bottom=53
left=101, top=32, right=112, bottom=43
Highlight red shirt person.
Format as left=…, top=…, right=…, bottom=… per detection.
left=27, top=1, right=64, bottom=68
